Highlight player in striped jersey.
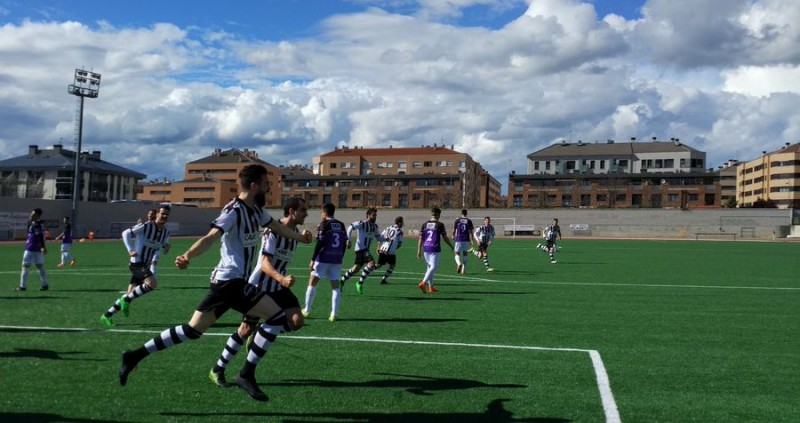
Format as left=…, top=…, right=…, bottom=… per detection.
left=452, top=209, right=475, bottom=274
left=118, top=164, right=312, bottom=402
left=536, top=218, right=562, bottom=264
left=471, top=216, right=496, bottom=272
left=209, top=197, right=309, bottom=388
left=302, top=203, right=348, bottom=321
left=339, top=207, right=386, bottom=295
left=374, top=216, right=404, bottom=284
left=100, top=205, right=171, bottom=327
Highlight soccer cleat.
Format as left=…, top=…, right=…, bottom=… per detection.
left=56, top=263, right=65, bottom=268
left=380, top=279, right=388, bottom=285
left=486, top=267, right=495, bottom=272
left=119, top=350, right=139, bottom=386
left=466, top=247, right=474, bottom=254
left=301, top=309, right=310, bottom=318
left=13, top=286, right=26, bottom=291
left=39, top=285, right=49, bottom=291
left=355, top=282, right=363, bottom=295
left=551, top=260, right=557, bottom=264
left=119, top=295, right=130, bottom=317
left=328, top=315, right=337, bottom=322
left=100, top=315, right=114, bottom=327
left=70, top=259, right=77, bottom=267
left=209, top=368, right=230, bottom=388
left=234, top=375, right=269, bottom=402
left=417, top=281, right=428, bottom=294
left=456, top=264, right=463, bottom=274
left=429, top=286, right=439, bottom=293
left=245, top=333, right=255, bottom=352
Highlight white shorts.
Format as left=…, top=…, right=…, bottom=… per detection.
left=22, top=251, right=44, bottom=266
left=311, top=262, right=342, bottom=281
left=61, top=243, right=72, bottom=253
left=454, top=241, right=471, bottom=253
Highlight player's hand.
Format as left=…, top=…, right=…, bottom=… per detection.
left=129, top=251, right=137, bottom=258
left=42, top=247, right=47, bottom=255
left=346, top=240, right=351, bottom=250
left=175, top=255, right=190, bottom=269
left=164, top=243, right=171, bottom=253
left=281, top=274, right=296, bottom=288
left=300, top=229, right=313, bottom=244
left=309, top=260, right=315, bottom=270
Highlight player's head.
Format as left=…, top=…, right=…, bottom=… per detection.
left=395, top=216, right=404, bottom=227
left=366, top=207, right=377, bottom=222
left=461, top=209, right=468, bottom=217
left=553, top=218, right=558, bottom=224
left=155, top=205, right=171, bottom=225
left=147, top=208, right=157, bottom=221
left=431, top=207, right=441, bottom=218
left=239, top=164, right=270, bottom=206
left=62, top=216, right=70, bottom=224
left=322, top=203, right=336, bottom=218
left=484, top=216, right=491, bottom=224
left=30, top=208, right=43, bottom=220
left=284, top=197, right=308, bottom=225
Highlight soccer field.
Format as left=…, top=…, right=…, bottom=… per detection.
left=1, top=238, right=798, bottom=422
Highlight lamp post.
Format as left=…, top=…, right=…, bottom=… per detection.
left=67, top=68, right=101, bottom=235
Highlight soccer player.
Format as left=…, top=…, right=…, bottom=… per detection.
left=209, top=197, right=309, bottom=388
left=452, top=209, right=475, bottom=274
left=302, top=203, right=347, bottom=322
left=117, top=164, right=312, bottom=403
left=374, top=216, right=404, bottom=284
left=14, top=208, right=48, bottom=291
left=472, top=216, right=496, bottom=272
left=417, top=207, right=453, bottom=293
left=53, top=216, right=76, bottom=268
left=100, top=205, right=171, bottom=327
left=536, top=218, right=562, bottom=264
left=339, top=207, right=385, bottom=295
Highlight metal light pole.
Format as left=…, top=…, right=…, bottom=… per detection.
left=67, top=68, right=101, bottom=235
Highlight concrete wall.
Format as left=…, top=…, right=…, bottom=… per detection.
left=0, top=198, right=793, bottom=241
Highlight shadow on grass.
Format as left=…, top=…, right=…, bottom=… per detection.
left=275, top=372, right=526, bottom=396
left=0, top=348, right=101, bottom=361
left=0, top=413, right=123, bottom=423
left=330, top=317, right=468, bottom=324
left=161, top=398, right=570, bottom=422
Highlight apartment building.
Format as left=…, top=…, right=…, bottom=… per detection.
left=509, top=138, right=721, bottom=208
left=282, top=144, right=503, bottom=209
left=737, top=142, right=800, bottom=208
left=0, top=144, right=144, bottom=202
left=138, top=148, right=281, bottom=207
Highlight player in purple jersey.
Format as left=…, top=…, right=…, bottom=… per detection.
left=452, top=209, right=475, bottom=274
left=118, top=164, right=312, bottom=402
left=15, top=208, right=48, bottom=291
left=416, top=207, right=453, bottom=294
left=54, top=216, right=77, bottom=268
left=302, top=203, right=348, bottom=322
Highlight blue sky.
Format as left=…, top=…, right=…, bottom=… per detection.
left=0, top=0, right=798, bottom=192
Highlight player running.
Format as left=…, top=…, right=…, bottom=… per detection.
left=374, top=216, right=404, bottom=284
left=452, top=209, right=475, bottom=274
left=471, top=216, right=496, bottom=272
left=339, top=208, right=386, bottom=295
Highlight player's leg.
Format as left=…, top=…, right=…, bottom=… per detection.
left=340, top=262, right=360, bottom=285
left=302, top=270, right=320, bottom=317
left=210, top=316, right=258, bottom=388
left=356, top=258, right=376, bottom=294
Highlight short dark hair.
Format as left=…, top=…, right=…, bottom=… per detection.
left=33, top=208, right=43, bottom=215
left=461, top=209, right=468, bottom=216
left=239, top=164, right=268, bottom=190
left=553, top=218, right=559, bottom=223
left=323, top=203, right=336, bottom=217
left=431, top=207, right=441, bottom=216
left=283, top=197, right=305, bottom=217
left=395, top=216, right=403, bottom=225
left=366, top=207, right=377, bottom=215
left=159, top=205, right=171, bottom=213
left=484, top=216, right=491, bottom=221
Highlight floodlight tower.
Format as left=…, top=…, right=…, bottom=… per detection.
left=67, top=68, right=101, bottom=234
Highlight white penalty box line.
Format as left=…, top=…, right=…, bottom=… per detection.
left=0, top=324, right=621, bottom=423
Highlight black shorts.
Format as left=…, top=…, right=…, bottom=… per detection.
left=377, top=253, right=396, bottom=267
left=353, top=250, right=375, bottom=266
left=196, top=278, right=264, bottom=319
left=478, top=242, right=489, bottom=254
left=129, top=262, right=153, bottom=286
left=242, top=288, right=300, bottom=323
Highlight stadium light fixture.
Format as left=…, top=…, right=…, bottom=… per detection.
left=67, top=67, right=101, bottom=235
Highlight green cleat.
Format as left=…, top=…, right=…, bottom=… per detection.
left=486, top=267, right=495, bottom=272
left=119, top=295, right=130, bottom=317
left=209, top=368, right=230, bottom=388
left=328, top=315, right=337, bottom=322
left=355, top=282, right=363, bottom=295
left=100, top=315, right=114, bottom=327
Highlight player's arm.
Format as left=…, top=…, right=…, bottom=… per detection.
left=260, top=253, right=295, bottom=288
left=122, top=227, right=137, bottom=257
left=175, top=227, right=222, bottom=269
left=416, top=232, right=423, bottom=258
left=266, top=219, right=311, bottom=244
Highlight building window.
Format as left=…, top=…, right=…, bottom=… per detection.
left=352, top=193, right=361, bottom=201
left=512, top=195, right=522, bottom=207
left=398, top=161, right=407, bottom=170
left=545, top=161, right=551, bottom=171
left=330, top=163, right=337, bottom=169
left=412, top=193, right=422, bottom=200
left=413, top=162, right=422, bottom=169
left=377, top=162, right=393, bottom=168
left=534, top=162, right=540, bottom=171
left=342, top=162, right=355, bottom=169
left=424, top=161, right=432, bottom=167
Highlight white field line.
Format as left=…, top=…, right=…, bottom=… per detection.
left=2, top=268, right=796, bottom=291
left=0, top=324, right=621, bottom=423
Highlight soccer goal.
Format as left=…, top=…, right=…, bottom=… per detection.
left=492, top=217, right=536, bottom=238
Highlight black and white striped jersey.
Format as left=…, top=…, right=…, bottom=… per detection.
left=210, top=197, right=274, bottom=281
left=122, top=221, right=170, bottom=265
left=347, top=219, right=384, bottom=252
left=247, top=226, right=298, bottom=293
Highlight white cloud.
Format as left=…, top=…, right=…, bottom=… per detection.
left=723, top=65, right=800, bottom=96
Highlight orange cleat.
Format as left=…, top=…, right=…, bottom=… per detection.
left=417, top=281, right=428, bottom=294
left=429, top=286, right=439, bottom=293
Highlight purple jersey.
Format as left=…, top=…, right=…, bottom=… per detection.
left=25, top=220, right=46, bottom=252
left=312, top=218, right=347, bottom=264
left=62, top=223, right=73, bottom=244
left=453, top=217, right=474, bottom=242
left=420, top=220, right=447, bottom=253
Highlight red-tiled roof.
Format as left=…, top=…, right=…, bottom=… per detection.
left=321, top=146, right=460, bottom=157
